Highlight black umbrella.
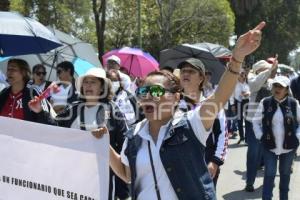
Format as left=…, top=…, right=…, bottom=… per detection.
left=194, top=42, right=232, bottom=59
left=160, top=43, right=229, bottom=84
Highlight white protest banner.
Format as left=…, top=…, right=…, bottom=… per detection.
left=0, top=116, right=109, bottom=200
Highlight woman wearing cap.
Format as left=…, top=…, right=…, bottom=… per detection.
left=29, top=67, right=128, bottom=200
left=0, top=58, right=52, bottom=123
left=244, top=58, right=278, bottom=192
left=107, top=69, right=144, bottom=127
left=106, top=55, right=132, bottom=93
left=108, top=22, right=266, bottom=200
left=177, top=58, right=228, bottom=188
left=252, top=75, right=300, bottom=200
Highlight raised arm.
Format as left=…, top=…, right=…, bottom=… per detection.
left=200, top=21, right=266, bottom=130
left=109, top=145, right=131, bottom=183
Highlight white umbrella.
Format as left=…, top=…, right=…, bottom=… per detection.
left=0, top=27, right=101, bottom=81
left=0, top=11, right=61, bottom=56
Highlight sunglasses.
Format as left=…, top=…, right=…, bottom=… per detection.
left=35, top=72, right=46, bottom=76
left=135, top=85, right=175, bottom=99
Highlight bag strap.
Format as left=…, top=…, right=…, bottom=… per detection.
left=147, top=141, right=161, bottom=200
left=80, top=105, right=86, bottom=130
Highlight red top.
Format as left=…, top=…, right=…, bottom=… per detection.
left=0, top=91, right=25, bottom=120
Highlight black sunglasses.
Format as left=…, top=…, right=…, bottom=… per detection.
left=135, top=85, right=175, bottom=99
left=35, top=72, right=46, bottom=76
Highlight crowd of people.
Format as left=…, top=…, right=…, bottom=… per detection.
left=0, top=21, right=300, bottom=200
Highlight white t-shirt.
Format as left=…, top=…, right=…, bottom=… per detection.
left=120, top=106, right=210, bottom=200
left=71, top=105, right=100, bottom=131
left=234, top=81, right=250, bottom=102
left=118, top=71, right=132, bottom=93
left=50, top=84, right=71, bottom=106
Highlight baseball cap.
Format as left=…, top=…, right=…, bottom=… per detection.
left=252, top=60, right=272, bottom=73
left=272, top=76, right=290, bottom=88
left=107, top=55, right=121, bottom=65
left=177, top=58, right=205, bottom=72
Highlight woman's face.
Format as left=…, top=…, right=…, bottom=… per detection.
left=138, top=75, right=179, bottom=122
left=180, top=64, right=204, bottom=92
left=6, top=62, right=24, bottom=86
left=238, top=72, right=246, bottom=82
left=272, top=83, right=288, bottom=100
left=33, top=67, right=46, bottom=84
left=57, top=67, right=70, bottom=82
left=82, top=76, right=102, bottom=99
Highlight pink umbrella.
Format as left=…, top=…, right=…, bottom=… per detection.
left=102, top=47, right=159, bottom=78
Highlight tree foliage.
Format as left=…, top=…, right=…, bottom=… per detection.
left=105, top=0, right=235, bottom=58
left=105, top=0, right=137, bottom=49
left=8, top=0, right=235, bottom=62
left=230, top=0, right=300, bottom=64
left=92, top=0, right=107, bottom=61
left=0, top=0, right=10, bottom=11
left=10, top=0, right=94, bottom=42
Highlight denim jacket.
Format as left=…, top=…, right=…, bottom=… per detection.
left=125, top=115, right=216, bottom=200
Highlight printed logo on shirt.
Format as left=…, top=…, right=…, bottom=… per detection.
left=16, top=99, right=23, bottom=109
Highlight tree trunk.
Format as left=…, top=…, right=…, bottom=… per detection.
left=0, top=0, right=10, bottom=11
left=92, top=0, right=106, bottom=64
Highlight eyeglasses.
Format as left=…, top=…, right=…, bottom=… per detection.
left=135, top=85, right=175, bottom=99
left=35, top=72, right=46, bottom=76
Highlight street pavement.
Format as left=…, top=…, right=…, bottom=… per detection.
left=217, top=137, right=300, bottom=200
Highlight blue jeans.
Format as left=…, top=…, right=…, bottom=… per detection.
left=245, top=120, right=262, bottom=186
left=262, top=148, right=295, bottom=200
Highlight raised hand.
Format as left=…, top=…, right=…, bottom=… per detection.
left=233, top=21, right=266, bottom=62
left=28, top=96, right=43, bottom=113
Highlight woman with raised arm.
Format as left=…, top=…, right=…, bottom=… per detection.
left=108, top=22, right=266, bottom=200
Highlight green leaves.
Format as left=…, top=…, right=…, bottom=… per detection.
left=231, top=0, right=300, bottom=64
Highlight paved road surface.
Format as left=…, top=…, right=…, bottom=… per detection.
left=217, top=137, right=300, bottom=200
